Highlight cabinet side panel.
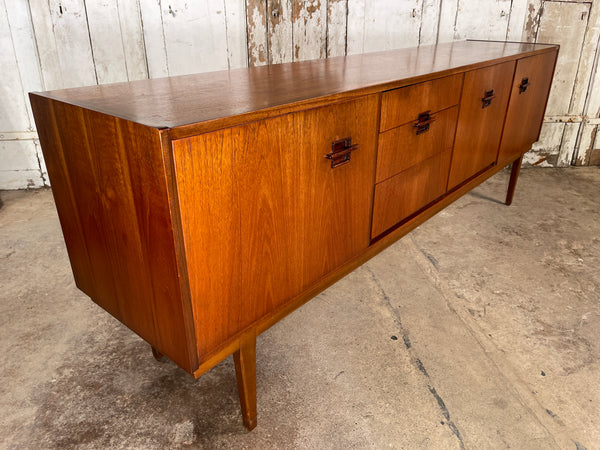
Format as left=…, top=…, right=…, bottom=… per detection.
left=30, top=95, right=192, bottom=373
left=173, top=96, right=379, bottom=360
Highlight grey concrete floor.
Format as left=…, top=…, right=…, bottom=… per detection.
left=1, top=168, right=598, bottom=449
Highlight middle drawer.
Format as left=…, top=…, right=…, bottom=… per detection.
left=376, top=106, right=458, bottom=183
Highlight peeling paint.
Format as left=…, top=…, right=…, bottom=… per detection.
left=247, top=0, right=268, bottom=66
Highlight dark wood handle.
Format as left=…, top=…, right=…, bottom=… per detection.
left=413, top=111, right=435, bottom=135
left=519, top=77, right=530, bottom=94
left=325, top=138, right=358, bottom=168
left=481, top=89, right=495, bottom=108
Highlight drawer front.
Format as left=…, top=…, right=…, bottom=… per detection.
left=371, top=149, right=452, bottom=238
left=497, top=50, right=557, bottom=165
left=380, top=74, right=463, bottom=132
left=376, top=106, right=458, bottom=183
left=173, top=96, right=379, bottom=358
left=448, top=61, right=515, bottom=190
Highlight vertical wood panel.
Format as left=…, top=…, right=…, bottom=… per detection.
left=346, top=0, right=366, bottom=54
left=225, top=0, right=249, bottom=69
left=0, top=0, right=31, bottom=131
left=506, top=0, right=529, bottom=40
left=327, top=0, right=347, bottom=57
left=361, top=1, right=423, bottom=53
left=246, top=0, right=269, bottom=66
left=535, top=1, right=591, bottom=166
left=293, top=0, right=327, bottom=61
left=161, top=1, right=229, bottom=76
left=268, top=0, right=294, bottom=63
left=32, top=0, right=97, bottom=89
left=28, top=0, right=63, bottom=90
left=4, top=1, right=44, bottom=129
left=570, top=1, right=600, bottom=165
left=420, top=0, right=442, bottom=45
left=139, top=0, right=169, bottom=77
left=30, top=94, right=193, bottom=371
left=116, top=0, right=149, bottom=81
left=453, top=0, right=512, bottom=40
left=173, top=96, right=379, bottom=358
left=437, top=0, right=458, bottom=43
left=86, top=0, right=130, bottom=84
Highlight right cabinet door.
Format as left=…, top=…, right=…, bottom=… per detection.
left=448, top=61, right=515, bottom=190
left=497, top=50, right=558, bottom=166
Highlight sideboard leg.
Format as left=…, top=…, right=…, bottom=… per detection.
left=233, top=330, right=257, bottom=431
left=151, top=346, right=165, bottom=362
left=505, top=156, right=523, bottom=206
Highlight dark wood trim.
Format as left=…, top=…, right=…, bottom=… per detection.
left=233, top=329, right=257, bottom=431
left=506, top=156, right=523, bottom=205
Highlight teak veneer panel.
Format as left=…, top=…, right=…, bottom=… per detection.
left=172, top=96, right=379, bottom=359
left=376, top=106, right=459, bottom=183
left=29, top=95, right=193, bottom=372
left=380, top=74, right=463, bottom=132
left=498, top=51, right=558, bottom=165
left=372, top=150, right=452, bottom=238
left=448, top=61, right=515, bottom=190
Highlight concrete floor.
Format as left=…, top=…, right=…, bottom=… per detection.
left=0, top=168, right=598, bottom=449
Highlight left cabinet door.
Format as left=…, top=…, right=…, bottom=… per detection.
left=172, top=96, right=379, bottom=359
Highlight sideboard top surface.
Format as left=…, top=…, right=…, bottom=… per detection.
left=31, top=40, right=557, bottom=131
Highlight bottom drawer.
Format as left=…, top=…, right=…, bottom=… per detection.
left=371, top=149, right=451, bottom=238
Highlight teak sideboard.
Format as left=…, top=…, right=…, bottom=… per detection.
left=30, top=40, right=558, bottom=430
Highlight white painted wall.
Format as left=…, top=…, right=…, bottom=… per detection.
left=1, top=0, right=599, bottom=189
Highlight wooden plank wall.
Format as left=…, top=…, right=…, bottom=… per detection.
left=2, top=0, right=599, bottom=189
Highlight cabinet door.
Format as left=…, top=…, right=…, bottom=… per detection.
left=448, top=61, right=515, bottom=190
left=172, top=96, right=378, bottom=358
left=497, top=50, right=557, bottom=165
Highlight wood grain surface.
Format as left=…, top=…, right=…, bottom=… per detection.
left=29, top=94, right=193, bottom=372
left=376, top=106, right=459, bottom=183
left=448, top=61, right=515, bottom=190
left=372, top=149, right=452, bottom=238
left=497, top=50, right=559, bottom=166
left=380, top=74, right=462, bottom=132
left=31, top=41, right=556, bottom=135
left=173, top=95, right=379, bottom=359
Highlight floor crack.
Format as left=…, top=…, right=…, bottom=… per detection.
left=364, top=265, right=466, bottom=449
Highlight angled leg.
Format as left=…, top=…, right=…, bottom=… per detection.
left=151, top=346, right=165, bottom=362
left=506, top=156, right=523, bottom=206
left=233, top=329, right=257, bottom=431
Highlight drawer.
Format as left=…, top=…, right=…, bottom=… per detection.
left=371, top=149, right=452, bottom=239
left=380, top=74, right=463, bottom=132
left=376, top=106, right=458, bottom=183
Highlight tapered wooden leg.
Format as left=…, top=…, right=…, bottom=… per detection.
left=233, top=330, right=257, bottom=431
left=151, top=346, right=165, bottom=361
left=505, top=156, right=523, bottom=206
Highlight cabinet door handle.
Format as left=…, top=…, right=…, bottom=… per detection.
left=519, top=77, right=530, bottom=94
left=325, top=137, right=358, bottom=168
left=481, top=89, right=495, bottom=108
left=413, top=111, right=435, bottom=135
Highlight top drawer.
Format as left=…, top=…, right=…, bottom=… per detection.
left=380, top=74, right=463, bottom=132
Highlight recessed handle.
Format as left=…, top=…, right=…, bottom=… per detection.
left=413, top=111, right=435, bottom=135
left=325, top=137, right=358, bottom=168
left=481, top=89, right=495, bottom=108
left=519, top=77, right=530, bottom=94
